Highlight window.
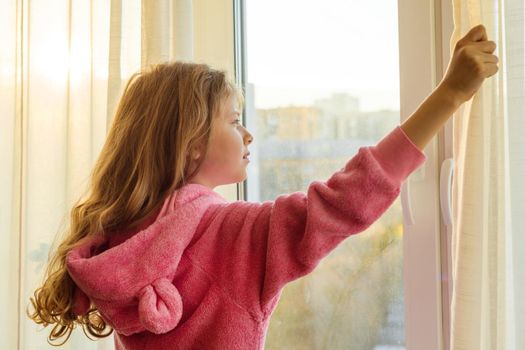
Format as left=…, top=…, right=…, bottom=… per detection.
left=237, top=1, right=413, bottom=348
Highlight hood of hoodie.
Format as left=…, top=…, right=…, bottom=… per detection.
left=66, top=184, right=227, bottom=336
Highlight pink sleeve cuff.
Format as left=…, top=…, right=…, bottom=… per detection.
left=370, top=125, right=427, bottom=184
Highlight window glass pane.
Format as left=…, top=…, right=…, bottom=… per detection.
left=244, top=1, right=405, bottom=349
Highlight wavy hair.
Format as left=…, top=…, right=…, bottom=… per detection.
left=27, top=61, right=243, bottom=345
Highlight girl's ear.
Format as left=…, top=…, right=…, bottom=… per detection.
left=190, top=136, right=208, bottom=161
left=191, top=150, right=201, bottom=160
left=191, top=144, right=204, bottom=160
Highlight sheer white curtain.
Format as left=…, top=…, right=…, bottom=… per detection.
left=0, top=0, right=235, bottom=349
left=450, top=0, right=524, bottom=349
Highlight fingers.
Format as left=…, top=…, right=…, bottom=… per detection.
left=473, top=40, right=497, bottom=54
left=462, top=40, right=498, bottom=64
left=480, top=52, right=499, bottom=64
left=484, top=63, right=499, bottom=77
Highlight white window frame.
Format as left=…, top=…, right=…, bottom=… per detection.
left=234, top=0, right=455, bottom=349
left=398, top=0, right=456, bottom=349
left=233, top=0, right=248, bottom=201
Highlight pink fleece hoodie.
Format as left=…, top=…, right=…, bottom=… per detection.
left=66, top=125, right=426, bottom=349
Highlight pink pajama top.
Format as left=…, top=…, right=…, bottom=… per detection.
left=66, top=125, right=426, bottom=349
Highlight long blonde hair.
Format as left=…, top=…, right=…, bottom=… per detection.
left=27, top=61, right=243, bottom=346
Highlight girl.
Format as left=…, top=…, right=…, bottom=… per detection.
left=28, top=24, right=498, bottom=349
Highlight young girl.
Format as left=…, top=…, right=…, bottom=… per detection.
left=28, top=24, right=498, bottom=349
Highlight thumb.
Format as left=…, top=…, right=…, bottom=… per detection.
left=465, top=24, right=488, bottom=42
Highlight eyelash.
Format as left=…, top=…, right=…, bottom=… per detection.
left=233, top=119, right=242, bottom=125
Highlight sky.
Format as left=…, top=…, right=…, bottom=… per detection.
left=245, top=0, right=401, bottom=112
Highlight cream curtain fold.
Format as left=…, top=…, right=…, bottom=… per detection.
left=0, top=0, right=234, bottom=348
left=450, top=0, right=524, bottom=349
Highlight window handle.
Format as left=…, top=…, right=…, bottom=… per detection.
left=440, top=158, right=454, bottom=227
left=401, top=155, right=427, bottom=227
left=401, top=180, right=415, bottom=226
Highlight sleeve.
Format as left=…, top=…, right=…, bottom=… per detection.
left=188, top=126, right=427, bottom=317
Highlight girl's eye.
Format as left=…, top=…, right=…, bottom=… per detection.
left=233, top=119, right=241, bottom=125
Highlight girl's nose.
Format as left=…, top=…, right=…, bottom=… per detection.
left=245, top=131, right=253, bottom=144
